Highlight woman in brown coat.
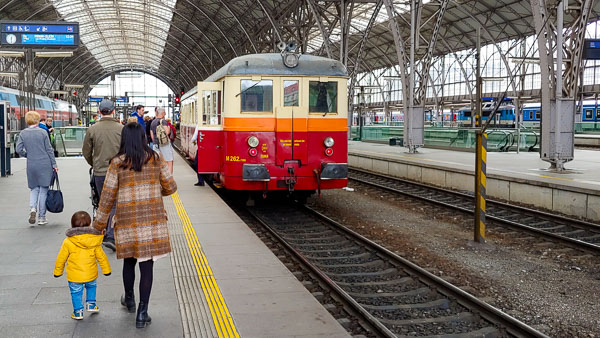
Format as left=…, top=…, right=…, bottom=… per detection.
left=93, top=122, right=177, bottom=328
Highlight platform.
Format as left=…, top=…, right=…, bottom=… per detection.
left=348, top=141, right=600, bottom=222
left=0, top=155, right=349, bottom=337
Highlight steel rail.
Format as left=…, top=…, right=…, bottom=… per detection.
left=303, top=205, right=548, bottom=338
left=348, top=168, right=600, bottom=254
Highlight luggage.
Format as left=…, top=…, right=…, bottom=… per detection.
left=46, top=171, right=64, bottom=213
left=156, top=119, right=170, bottom=146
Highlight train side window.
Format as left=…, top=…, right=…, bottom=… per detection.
left=309, top=81, right=337, bottom=113
left=597, top=110, right=600, bottom=119
left=240, top=80, right=273, bottom=113
left=535, top=110, right=541, bottom=120
left=283, top=80, right=299, bottom=106
left=584, top=108, right=593, bottom=119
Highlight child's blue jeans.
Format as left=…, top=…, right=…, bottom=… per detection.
left=68, top=279, right=97, bottom=311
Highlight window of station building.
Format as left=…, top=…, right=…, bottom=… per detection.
left=309, top=81, right=337, bottom=113
left=584, top=108, right=593, bottom=119
left=240, top=80, right=273, bottom=113
left=283, top=80, right=299, bottom=106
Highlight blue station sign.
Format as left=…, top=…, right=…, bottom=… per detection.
left=88, top=97, right=103, bottom=103
left=0, top=21, right=79, bottom=48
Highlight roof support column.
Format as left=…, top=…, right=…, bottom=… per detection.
left=530, top=0, right=592, bottom=170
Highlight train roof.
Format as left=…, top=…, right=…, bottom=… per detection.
left=206, top=53, right=347, bottom=81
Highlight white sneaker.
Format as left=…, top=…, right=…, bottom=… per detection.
left=38, top=217, right=48, bottom=225
left=29, top=209, right=36, bottom=224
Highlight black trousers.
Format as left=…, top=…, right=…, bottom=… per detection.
left=94, top=176, right=115, bottom=240
left=122, top=258, right=154, bottom=304
left=194, top=153, right=204, bottom=184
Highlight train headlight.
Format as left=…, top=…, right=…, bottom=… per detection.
left=325, top=148, right=333, bottom=156
left=323, top=137, right=335, bottom=148
left=247, top=136, right=259, bottom=148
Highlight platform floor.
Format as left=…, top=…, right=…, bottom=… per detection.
left=0, top=154, right=349, bottom=337
left=349, top=140, right=600, bottom=192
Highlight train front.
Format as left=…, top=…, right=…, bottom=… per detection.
left=202, top=54, right=349, bottom=196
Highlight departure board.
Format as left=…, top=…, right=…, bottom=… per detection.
left=0, top=21, right=79, bottom=48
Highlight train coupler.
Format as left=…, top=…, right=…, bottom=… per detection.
left=285, top=167, right=297, bottom=193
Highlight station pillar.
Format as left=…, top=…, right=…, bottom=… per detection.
left=404, top=105, right=424, bottom=153
left=540, top=99, right=575, bottom=171
left=0, top=102, right=11, bottom=177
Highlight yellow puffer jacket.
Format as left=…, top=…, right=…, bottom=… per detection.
left=53, top=227, right=111, bottom=283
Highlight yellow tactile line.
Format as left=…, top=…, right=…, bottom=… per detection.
left=172, top=192, right=240, bottom=338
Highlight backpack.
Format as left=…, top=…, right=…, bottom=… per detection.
left=156, top=119, right=170, bottom=146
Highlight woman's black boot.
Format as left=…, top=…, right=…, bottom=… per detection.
left=136, top=302, right=152, bottom=328
left=121, top=291, right=136, bottom=313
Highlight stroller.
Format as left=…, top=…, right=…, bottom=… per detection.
left=90, top=168, right=100, bottom=218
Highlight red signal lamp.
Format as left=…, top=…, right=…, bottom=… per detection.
left=174, top=95, right=180, bottom=104
left=325, top=148, right=333, bottom=156
left=248, top=148, right=258, bottom=156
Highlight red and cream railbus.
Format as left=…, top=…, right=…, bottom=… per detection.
left=180, top=53, right=348, bottom=197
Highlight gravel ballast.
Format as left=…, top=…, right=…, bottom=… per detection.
left=309, top=185, right=600, bottom=337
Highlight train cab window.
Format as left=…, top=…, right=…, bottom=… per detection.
left=535, top=110, right=541, bottom=120
left=240, top=80, right=273, bottom=112
left=283, top=80, right=299, bottom=106
left=584, top=108, right=593, bottom=119
left=309, top=81, right=337, bottom=113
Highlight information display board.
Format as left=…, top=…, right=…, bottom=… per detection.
left=0, top=21, right=79, bottom=48
left=583, top=39, right=600, bottom=60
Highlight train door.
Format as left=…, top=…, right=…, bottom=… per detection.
left=276, top=78, right=307, bottom=166
left=197, top=82, right=223, bottom=173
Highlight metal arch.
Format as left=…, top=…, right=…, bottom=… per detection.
left=382, top=0, right=409, bottom=104
left=51, top=0, right=226, bottom=65
left=439, top=38, right=475, bottom=101
left=306, top=0, right=333, bottom=59
left=415, top=0, right=450, bottom=105
left=182, top=0, right=237, bottom=57
left=87, top=68, right=179, bottom=95
left=348, top=0, right=383, bottom=78
left=255, top=0, right=284, bottom=44
left=63, top=52, right=196, bottom=92
left=216, top=0, right=258, bottom=53
left=51, top=8, right=213, bottom=69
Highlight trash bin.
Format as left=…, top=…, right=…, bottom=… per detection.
left=389, top=137, right=403, bottom=146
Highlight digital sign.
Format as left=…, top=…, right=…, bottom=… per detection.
left=0, top=21, right=79, bottom=48
left=584, top=39, right=600, bottom=60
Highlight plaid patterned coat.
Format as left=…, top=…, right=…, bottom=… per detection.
left=92, top=154, right=177, bottom=259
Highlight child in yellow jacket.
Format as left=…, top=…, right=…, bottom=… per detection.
left=54, top=211, right=111, bottom=320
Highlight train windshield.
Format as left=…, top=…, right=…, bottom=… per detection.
left=240, top=80, right=273, bottom=112
left=309, top=81, right=337, bottom=114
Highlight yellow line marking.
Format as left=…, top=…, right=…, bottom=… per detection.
left=172, top=192, right=240, bottom=338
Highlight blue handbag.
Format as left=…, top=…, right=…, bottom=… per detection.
left=46, top=171, right=64, bottom=213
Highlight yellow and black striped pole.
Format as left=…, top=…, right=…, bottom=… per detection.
left=474, top=131, right=487, bottom=242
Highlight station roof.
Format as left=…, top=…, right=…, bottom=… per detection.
left=1, top=0, right=600, bottom=94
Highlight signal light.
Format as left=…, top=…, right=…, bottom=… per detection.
left=180, top=87, right=185, bottom=96
left=325, top=148, right=333, bottom=156
left=248, top=148, right=258, bottom=156
left=174, top=95, right=180, bottom=104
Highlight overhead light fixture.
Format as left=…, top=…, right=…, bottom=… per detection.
left=509, top=57, right=540, bottom=64
left=35, top=51, right=74, bottom=58
left=481, top=77, right=505, bottom=82
left=0, top=72, right=20, bottom=78
left=64, top=84, right=84, bottom=89
left=0, top=51, right=24, bottom=57
left=91, top=84, right=110, bottom=88
left=50, top=90, right=69, bottom=95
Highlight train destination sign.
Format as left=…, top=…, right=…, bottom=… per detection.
left=0, top=21, right=79, bottom=48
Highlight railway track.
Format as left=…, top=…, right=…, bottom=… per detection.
left=348, top=168, right=600, bottom=254
left=247, top=203, right=546, bottom=337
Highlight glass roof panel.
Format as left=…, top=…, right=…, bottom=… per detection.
left=50, top=0, right=177, bottom=71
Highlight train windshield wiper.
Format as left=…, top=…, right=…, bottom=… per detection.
left=235, top=82, right=260, bottom=97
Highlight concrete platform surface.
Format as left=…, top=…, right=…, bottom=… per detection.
left=0, top=155, right=349, bottom=338
left=349, top=141, right=600, bottom=221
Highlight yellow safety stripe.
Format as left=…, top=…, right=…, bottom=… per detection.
left=172, top=192, right=240, bottom=338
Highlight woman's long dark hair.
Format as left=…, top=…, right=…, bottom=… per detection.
left=116, top=122, right=158, bottom=171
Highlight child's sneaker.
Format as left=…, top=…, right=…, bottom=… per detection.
left=86, top=303, right=99, bottom=312
left=71, top=309, right=84, bottom=320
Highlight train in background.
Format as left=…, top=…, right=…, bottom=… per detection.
left=0, top=86, right=78, bottom=130
left=179, top=53, right=348, bottom=200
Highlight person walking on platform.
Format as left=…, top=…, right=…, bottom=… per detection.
left=82, top=99, right=123, bottom=251
left=191, top=124, right=204, bottom=186
left=144, top=115, right=152, bottom=147
left=92, top=123, right=177, bottom=328
left=53, top=211, right=111, bottom=320
left=150, top=107, right=174, bottom=174
left=131, top=105, right=145, bottom=128
left=15, top=111, right=58, bottom=225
